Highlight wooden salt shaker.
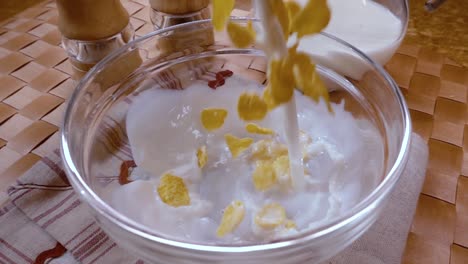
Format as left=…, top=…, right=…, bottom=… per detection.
left=149, top=0, right=214, bottom=54
left=56, top=0, right=135, bottom=78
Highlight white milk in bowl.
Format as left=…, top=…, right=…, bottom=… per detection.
left=102, top=73, right=385, bottom=245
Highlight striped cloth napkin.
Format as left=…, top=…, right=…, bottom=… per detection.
left=0, top=133, right=428, bottom=264
left=1, top=149, right=140, bottom=264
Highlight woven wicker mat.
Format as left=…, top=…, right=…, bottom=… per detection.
left=0, top=1, right=467, bottom=263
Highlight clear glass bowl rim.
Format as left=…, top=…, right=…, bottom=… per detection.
left=60, top=18, right=412, bottom=253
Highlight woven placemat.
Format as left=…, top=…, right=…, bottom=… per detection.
left=0, top=1, right=467, bottom=262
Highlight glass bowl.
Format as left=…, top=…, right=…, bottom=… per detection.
left=61, top=18, right=411, bottom=264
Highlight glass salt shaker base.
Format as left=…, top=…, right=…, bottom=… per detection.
left=61, top=24, right=135, bottom=77
left=150, top=7, right=210, bottom=29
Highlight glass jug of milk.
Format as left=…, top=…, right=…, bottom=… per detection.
left=271, top=0, right=409, bottom=79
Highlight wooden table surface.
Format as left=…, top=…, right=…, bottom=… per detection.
left=0, top=1, right=467, bottom=263
left=0, top=0, right=46, bottom=22
left=406, top=0, right=468, bottom=68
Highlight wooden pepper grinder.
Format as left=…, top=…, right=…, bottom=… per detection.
left=56, top=0, right=135, bottom=78
left=149, top=0, right=210, bottom=29
left=149, top=0, right=214, bottom=54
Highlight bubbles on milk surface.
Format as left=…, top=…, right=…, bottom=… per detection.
left=103, top=75, right=384, bottom=244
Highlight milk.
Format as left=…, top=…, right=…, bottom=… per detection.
left=323, top=0, right=403, bottom=63
left=294, top=0, right=403, bottom=79
left=254, top=0, right=305, bottom=190
left=104, top=76, right=384, bottom=244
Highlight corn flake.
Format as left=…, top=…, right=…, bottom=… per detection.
left=201, top=108, right=228, bottom=131
left=225, top=134, right=254, bottom=158
left=273, top=155, right=291, bottom=185
left=217, top=200, right=245, bottom=237
left=157, top=173, right=190, bottom=207
left=197, top=145, right=208, bottom=169
left=227, top=21, right=256, bottom=48
left=245, top=123, right=275, bottom=135
left=266, top=59, right=295, bottom=108
left=289, top=49, right=332, bottom=112
left=262, top=87, right=277, bottom=110
left=285, top=1, right=302, bottom=33
left=255, top=203, right=287, bottom=229
left=292, top=52, right=318, bottom=98
left=237, top=93, right=268, bottom=121
left=252, top=160, right=277, bottom=191
left=284, top=219, right=297, bottom=230
left=250, top=139, right=288, bottom=161
left=290, top=0, right=331, bottom=38
left=212, top=0, right=235, bottom=31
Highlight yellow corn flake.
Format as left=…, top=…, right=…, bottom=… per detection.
left=252, top=160, right=277, bottom=191
left=291, top=52, right=318, bottom=98
left=250, top=139, right=288, bottom=161
left=212, top=0, right=235, bottom=31
left=251, top=140, right=273, bottom=160
left=270, top=59, right=295, bottom=102
left=237, top=92, right=268, bottom=121
left=217, top=200, right=245, bottom=237
left=255, top=203, right=287, bottom=229
left=197, top=145, right=208, bottom=169
left=273, top=155, right=291, bottom=185
left=285, top=1, right=302, bottom=33
left=247, top=20, right=254, bottom=32
left=284, top=219, right=297, bottom=230
left=201, top=108, right=228, bottom=131
left=262, top=87, right=277, bottom=110
left=157, top=173, right=190, bottom=207
left=225, top=134, right=254, bottom=158
left=265, top=58, right=295, bottom=109
left=245, top=123, right=275, bottom=135
left=290, top=51, right=332, bottom=112
left=227, top=21, right=256, bottom=48
left=286, top=42, right=300, bottom=60
left=270, top=0, right=289, bottom=39
left=290, top=0, right=331, bottom=38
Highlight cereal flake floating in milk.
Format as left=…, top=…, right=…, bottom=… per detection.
left=217, top=200, right=245, bottom=237
left=254, top=203, right=287, bottom=229
left=237, top=93, right=268, bottom=121
left=273, top=155, right=292, bottom=186
left=157, top=174, right=190, bottom=207
left=245, top=123, right=275, bottom=135
left=250, top=139, right=289, bottom=161
left=224, top=134, right=254, bottom=158
left=201, top=108, right=228, bottom=131
left=252, top=160, right=277, bottom=191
